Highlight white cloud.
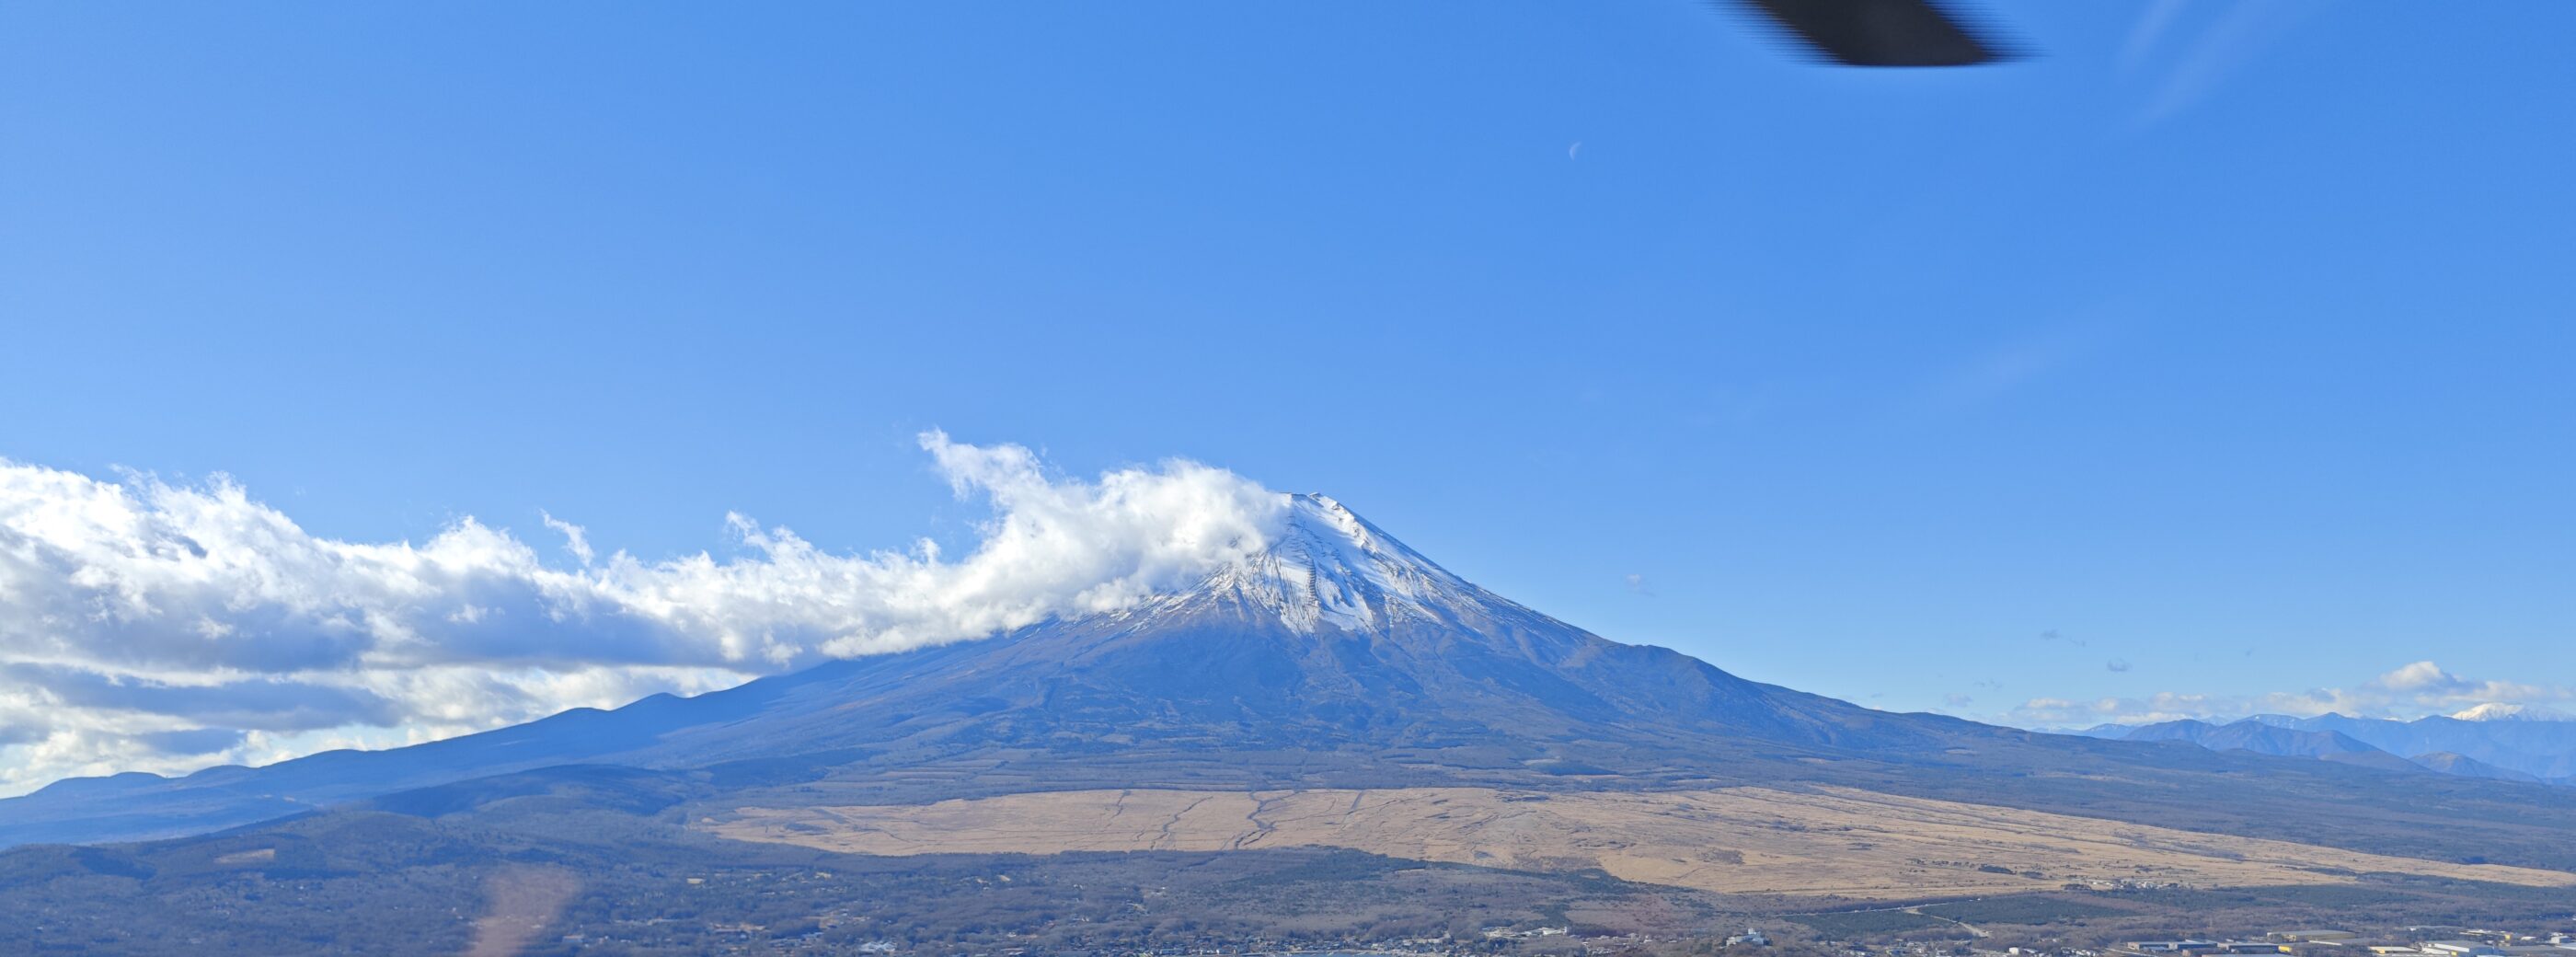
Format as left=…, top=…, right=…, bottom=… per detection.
left=0, top=432, right=1289, bottom=795
left=540, top=511, right=594, bottom=567
left=2374, top=660, right=2463, bottom=693
left=2005, top=660, right=2576, bottom=728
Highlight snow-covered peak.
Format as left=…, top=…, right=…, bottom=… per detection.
left=2448, top=703, right=2572, bottom=722
left=1140, top=493, right=1498, bottom=634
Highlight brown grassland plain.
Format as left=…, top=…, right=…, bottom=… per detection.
left=704, top=785, right=2576, bottom=899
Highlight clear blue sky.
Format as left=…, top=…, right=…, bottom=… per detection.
left=4, top=1, right=2570, bottom=728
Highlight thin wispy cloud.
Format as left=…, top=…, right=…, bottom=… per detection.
left=1924, top=321, right=2120, bottom=415
left=2124, top=0, right=2326, bottom=128
left=0, top=432, right=1291, bottom=795
left=539, top=510, right=595, bottom=567
left=2116, top=0, right=2190, bottom=75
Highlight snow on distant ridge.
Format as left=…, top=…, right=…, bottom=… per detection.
left=2449, top=702, right=2574, bottom=722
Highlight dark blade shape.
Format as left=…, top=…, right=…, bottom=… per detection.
left=1733, top=0, right=2011, bottom=66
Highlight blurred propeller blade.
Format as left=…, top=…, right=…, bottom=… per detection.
left=1731, top=0, right=2014, bottom=66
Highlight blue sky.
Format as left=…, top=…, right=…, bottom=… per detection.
left=2, top=2, right=2571, bottom=786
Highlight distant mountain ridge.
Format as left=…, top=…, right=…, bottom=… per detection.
left=2119, top=719, right=2426, bottom=774
left=2252, top=712, right=2576, bottom=780
left=2081, top=711, right=2576, bottom=785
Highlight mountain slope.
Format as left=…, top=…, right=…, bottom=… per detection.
left=7, top=495, right=2576, bottom=881
left=0, top=495, right=1933, bottom=844
left=2411, top=751, right=2545, bottom=783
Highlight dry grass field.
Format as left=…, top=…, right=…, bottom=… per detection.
left=463, top=866, right=582, bottom=957
left=705, top=785, right=2576, bottom=899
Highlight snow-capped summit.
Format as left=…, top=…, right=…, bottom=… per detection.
left=2449, top=702, right=2573, bottom=722
left=1142, top=493, right=1500, bottom=634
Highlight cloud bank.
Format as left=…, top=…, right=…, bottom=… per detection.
left=2009, top=660, right=2576, bottom=728
left=0, top=432, right=1288, bottom=795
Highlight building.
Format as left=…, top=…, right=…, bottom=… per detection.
left=2122, top=943, right=2287, bottom=957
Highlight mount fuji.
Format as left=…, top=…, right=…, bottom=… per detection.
left=6, top=494, right=2576, bottom=890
